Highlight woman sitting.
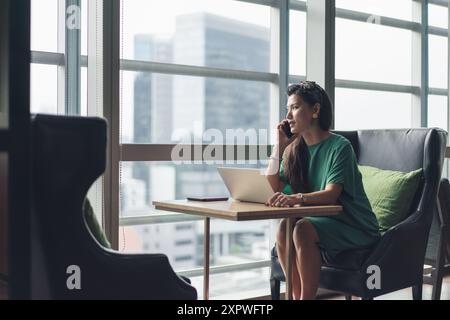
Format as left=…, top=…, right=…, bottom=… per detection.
left=265, top=81, right=381, bottom=300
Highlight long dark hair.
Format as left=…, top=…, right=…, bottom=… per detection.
left=284, top=81, right=333, bottom=193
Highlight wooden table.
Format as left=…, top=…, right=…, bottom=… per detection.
left=153, top=199, right=341, bottom=300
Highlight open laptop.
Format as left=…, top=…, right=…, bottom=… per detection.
left=217, top=167, right=275, bottom=204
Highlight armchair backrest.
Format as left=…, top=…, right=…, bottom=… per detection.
left=30, top=114, right=197, bottom=299
left=31, top=114, right=107, bottom=298
left=334, top=129, right=447, bottom=225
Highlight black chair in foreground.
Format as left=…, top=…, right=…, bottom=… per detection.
left=31, top=114, right=197, bottom=299
left=270, top=128, right=447, bottom=300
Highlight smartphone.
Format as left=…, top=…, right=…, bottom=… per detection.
left=187, top=196, right=229, bottom=202
left=282, top=121, right=293, bottom=139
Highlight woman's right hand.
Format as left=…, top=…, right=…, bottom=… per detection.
left=276, top=120, right=297, bottom=153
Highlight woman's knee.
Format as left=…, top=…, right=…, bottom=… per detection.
left=276, top=218, right=289, bottom=245
left=293, top=219, right=319, bottom=248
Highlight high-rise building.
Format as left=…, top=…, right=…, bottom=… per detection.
left=132, top=35, right=173, bottom=206
left=173, top=12, right=270, bottom=137
left=128, top=13, right=271, bottom=270
left=172, top=13, right=271, bottom=267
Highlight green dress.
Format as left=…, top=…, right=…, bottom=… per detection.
left=279, top=133, right=381, bottom=256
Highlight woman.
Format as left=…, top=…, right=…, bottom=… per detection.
left=265, top=81, right=380, bottom=300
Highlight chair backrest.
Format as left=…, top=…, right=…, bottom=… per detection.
left=334, top=129, right=447, bottom=226
left=31, top=114, right=107, bottom=298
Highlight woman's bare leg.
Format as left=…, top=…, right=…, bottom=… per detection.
left=276, top=218, right=302, bottom=299
left=293, top=219, right=321, bottom=300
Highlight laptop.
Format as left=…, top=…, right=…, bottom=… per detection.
left=217, top=167, right=276, bottom=204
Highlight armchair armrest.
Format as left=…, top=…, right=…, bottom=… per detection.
left=363, top=210, right=429, bottom=291
left=92, top=249, right=197, bottom=300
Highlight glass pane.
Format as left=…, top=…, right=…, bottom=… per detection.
left=428, top=95, right=448, bottom=131
left=335, top=88, right=413, bottom=130
left=120, top=222, right=202, bottom=270
left=30, top=64, right=58, bottom=114
left=189, top=268, right=272, bottom=300
left=81, top=0, right=88, bottom=56
left=119, top=161, right=277, bottom=271
left=31, top=0, right=58, bottom=52
left=120, top=71, right=271, bottom=144
left=429, top=35, right=448, bottom=89
left=81, top=67, right=87, bottom=116
left=120, top=0, right=271, bottom=72
left=336, top=0, right=413, bottom=21
left=119, top=162, right=268, bottom=215
left=120, top=221, right=272, bottom=271
left=336, top=18, right=412, bottom=85
left=289, top=10, right=307, bottom=76
left=429, top=4, right=448, bottom=29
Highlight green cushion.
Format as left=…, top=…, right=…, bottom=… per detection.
left=358, top=165, right=423, bottom=233
left=83, top=198, right=111, bottom=248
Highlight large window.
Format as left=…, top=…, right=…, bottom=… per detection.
left=121, top=0, right=271, bottom=72
left=334, top=0, right=449, bottom=133
left=335, top=0, right=449, bottom=174
left=335, top=89, right=413, bottom=130
left=30, top=0, right=450, bottom=299
left=118, top=0, right=306, bottom=299
left=334, top=0, right=418, bottom=130
left=120, top=72, right=271, bottom=144
left=335, top=19, right=413, bottom=86
left=30, top=0, right=89, bottom=115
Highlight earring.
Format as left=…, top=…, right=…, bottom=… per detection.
left=313, top=114, right=318, bottom=119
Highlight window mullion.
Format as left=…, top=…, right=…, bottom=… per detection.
left=306, top=0, right=335, bottom=127
left=57, top=0, right=66, bottom=115
left=269, top=0, right=289, bottom=146
left=102, top=0, right=121, bottom=250
left=65, top=0, right=81, bottom=115
left=411, top=0, right=428, bottom=128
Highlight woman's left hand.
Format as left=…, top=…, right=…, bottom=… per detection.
left=265, top=192, right=299, bottom=207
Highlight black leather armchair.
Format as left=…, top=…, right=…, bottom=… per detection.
left=31, top=114, right=197, bottom=299
left=270, top=128, right=447, bottom=300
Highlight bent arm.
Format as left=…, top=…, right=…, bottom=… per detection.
left=301, top=183, right=343, bottom=205
left=265, top=145, right=285, bottom=192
